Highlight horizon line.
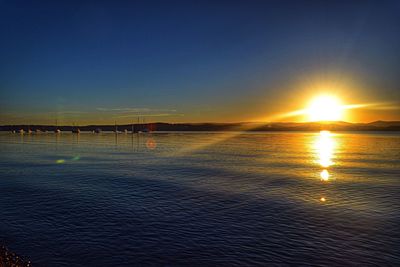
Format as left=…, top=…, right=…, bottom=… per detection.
left=1, top=120, right=399, bottom=127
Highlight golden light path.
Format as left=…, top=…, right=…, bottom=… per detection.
left=172, top=97, right=394, bottom=157
left=316, top=130, right=335, bottom=168
left=314, top=130, right=337, bottom=203
left=315, top=130, right=336, bottom=182
left=168, top=96, right=397, bottom=204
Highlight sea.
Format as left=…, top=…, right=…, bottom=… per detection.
left=0, top=131, right=399, bottom=266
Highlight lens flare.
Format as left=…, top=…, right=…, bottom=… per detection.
left=146, top=138, right=157, bottom=150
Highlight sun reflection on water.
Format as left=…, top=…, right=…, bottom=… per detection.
left=314, top=130, right=337, bottom=187
left=316, top=130, right=335, bottom=168
left=320, top=169, right=329, bottom=181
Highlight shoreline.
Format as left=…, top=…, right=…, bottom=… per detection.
left=1, top=121, right=400, bottom=132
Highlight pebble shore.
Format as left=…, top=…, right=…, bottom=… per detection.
left=0, top=245, right=31, bottom=267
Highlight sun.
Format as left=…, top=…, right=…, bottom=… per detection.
left=307, top=95, right=343, bottom=122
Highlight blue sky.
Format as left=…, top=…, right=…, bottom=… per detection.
left=1, top=0, right=399, bottom=124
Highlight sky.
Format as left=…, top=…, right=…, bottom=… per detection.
left=1, top=0, right=399, bottom=124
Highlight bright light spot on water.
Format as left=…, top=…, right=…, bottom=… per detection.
left=56, top=159, right=65, bottom=164
left=320, top=197, right=326, bottom=202
left=320, top=169, right=329, bottom=181
left=316, top=130, right=335, bottom=167
left=320, top=130, right=330, bottom=137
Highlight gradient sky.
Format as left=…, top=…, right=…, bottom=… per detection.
left=1, top=0, right=399, bottom=124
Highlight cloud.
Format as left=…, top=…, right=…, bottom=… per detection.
left=57, top=111, right=89, bottom=115
left=95, top=107, right=183, bottom=119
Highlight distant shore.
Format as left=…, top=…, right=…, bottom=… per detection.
left=0, top=245, right=31, bottom=267
left=1, top=121, right=400, bottom=132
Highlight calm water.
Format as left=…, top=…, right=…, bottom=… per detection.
left=0, top=131, right=399, bottom=266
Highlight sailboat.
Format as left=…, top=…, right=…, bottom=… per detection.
left=72, top=123, right=80, bottom=133
left=113, top=121, right=121, bottom=134
left=54, top=119, right=61, bottom=133
left=139, top=117, right=149, bottom=133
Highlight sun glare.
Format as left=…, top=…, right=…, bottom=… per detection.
left=307, top=95, right=343, bottom=122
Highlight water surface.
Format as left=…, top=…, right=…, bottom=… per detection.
left=0, top=131, right=399, bottom=266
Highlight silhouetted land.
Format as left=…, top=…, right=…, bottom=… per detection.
left=1, top=121, right=400, bottom=132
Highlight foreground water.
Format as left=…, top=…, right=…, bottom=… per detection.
left=0, top=131, right=399, bottom=266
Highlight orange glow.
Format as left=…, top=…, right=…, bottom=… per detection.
left=320, top=197, right=326, bottom=202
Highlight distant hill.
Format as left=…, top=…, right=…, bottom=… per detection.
left=1, top=121, right=400, bottom=132
left=367, top=120, right=400, bottom=127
